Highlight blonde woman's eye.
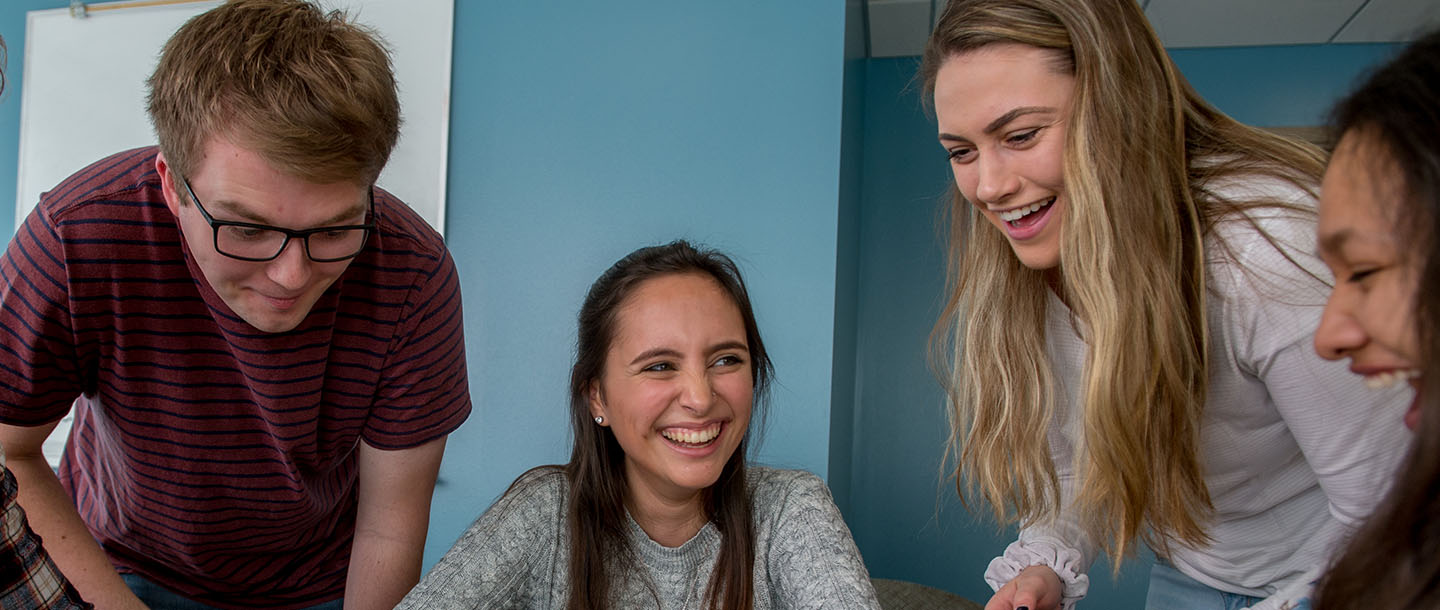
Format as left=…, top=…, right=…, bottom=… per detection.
left=1006, top=129, right=1039, bottom=145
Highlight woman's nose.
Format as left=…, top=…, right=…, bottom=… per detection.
left=1314, top=290, right=1365, bottom=361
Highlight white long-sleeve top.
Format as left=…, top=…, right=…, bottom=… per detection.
left=983, top=180, right=1412, bottom=610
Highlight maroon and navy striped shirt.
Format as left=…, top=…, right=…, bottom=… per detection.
left=0, top=147, right=471, bottom=609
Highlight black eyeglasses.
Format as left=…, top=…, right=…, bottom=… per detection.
left=181, top=177, right=375, bottom=263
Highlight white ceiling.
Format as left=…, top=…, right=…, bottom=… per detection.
left=867, top=0, right=1440, bottom=58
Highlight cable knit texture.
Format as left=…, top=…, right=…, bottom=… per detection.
left=398, top=466, right=881, bottom=609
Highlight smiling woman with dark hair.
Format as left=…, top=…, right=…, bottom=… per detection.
left=399, top=241, right=880, bottom=610
left=1312, top=28, right=1440, bottom=610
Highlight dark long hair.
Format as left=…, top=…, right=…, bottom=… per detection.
left=564, top=240, right=773, bottom=610
left=1314, top=29, right=1440, bottom=610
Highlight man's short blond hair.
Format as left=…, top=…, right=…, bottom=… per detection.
left=147, top=0, right=400, bottom=187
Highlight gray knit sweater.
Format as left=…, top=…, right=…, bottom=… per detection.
left=397, top=466, right=881, bottom=609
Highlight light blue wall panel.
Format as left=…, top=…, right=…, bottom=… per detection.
left=1170, top=43, right=1403, bottom=127
left=829, top=0, right=868, bottom=518
left=0, top=1, right=67, bottom=239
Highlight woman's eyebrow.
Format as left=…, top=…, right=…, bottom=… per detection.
left=1317, top=228, right=1352, bottom=259
left=630, top=347, right=680, bottom=366
left=984, top=106, right=1055, bottom=135
left=708, top=341, right=749, bottom=353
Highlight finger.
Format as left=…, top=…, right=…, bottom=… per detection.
left=983, top=596, right=1013, bottom=610
left=984, top=585, right=1016, bottom=610
left=1010, top=580, right=1040, bottom=610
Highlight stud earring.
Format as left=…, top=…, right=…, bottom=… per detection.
left=594, top=416, right=604, bottom=425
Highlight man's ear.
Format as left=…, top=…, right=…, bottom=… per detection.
left=155, top=152, right=184, bottom=217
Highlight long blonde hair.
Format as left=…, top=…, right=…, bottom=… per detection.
left=923, top=0, right=1326, bottom=563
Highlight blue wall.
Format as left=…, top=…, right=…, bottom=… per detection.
left=0, top=2, right=61, bottom=239
left=829, top=0, right=867, bottom=517
left=844, top=43, right=1404, bottom=606
left=1170, top=43, right=1403, bottom=127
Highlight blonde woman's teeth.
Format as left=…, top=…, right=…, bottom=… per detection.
left=662, top=424, right=721, bottom=445
left=998, top=198, right=1054, bottom=222
left=1364, top=369, right=1421, bottom=389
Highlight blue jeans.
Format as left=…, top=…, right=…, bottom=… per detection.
left=1145, top=563, right=1263, bottom=610
left=121, top=573, right=343, bottom=610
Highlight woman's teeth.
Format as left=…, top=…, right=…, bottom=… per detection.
left=661, top=423, right=721, bottom=446
left=1364, top=369, right=1421, bottom=390
left=998, top=198, right=1055, bottom=223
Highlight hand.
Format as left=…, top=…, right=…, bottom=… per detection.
left=985, top=565, right=1064, bottom=610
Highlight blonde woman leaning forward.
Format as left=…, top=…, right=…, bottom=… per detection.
left=921, top=1, right=1410, bottom=609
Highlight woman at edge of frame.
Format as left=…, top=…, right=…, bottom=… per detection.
left=1312, top=28, right=1440, bottom=610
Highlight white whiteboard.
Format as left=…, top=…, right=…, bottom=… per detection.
left=20, top=0, right=454, bottom=468
left=17, top=0, right=453, bottom=235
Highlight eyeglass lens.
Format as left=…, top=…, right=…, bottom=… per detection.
left=216, top=226, right=368, bottom=262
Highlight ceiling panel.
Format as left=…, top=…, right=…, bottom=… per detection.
left=868, top=0, right=932, bottom=58
left=1333, top=0, right=1440, bottom=42
left=864, top=0, right=1433, bottom=58
left=1144, top=0, right=1365, bottom=47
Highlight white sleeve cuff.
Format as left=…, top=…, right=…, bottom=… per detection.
left=984, top=537, right=1091, bottom=609
left=1241, top=565, right=1321, bottom=610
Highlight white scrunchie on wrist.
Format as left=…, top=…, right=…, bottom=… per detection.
left=984, top=538, right=1091, bottom=610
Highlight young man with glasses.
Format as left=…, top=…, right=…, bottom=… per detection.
left=0, top=2, right=470, bottom=609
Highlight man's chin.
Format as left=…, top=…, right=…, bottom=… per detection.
left=217, top=286, right=326, bottom=333
left=245, top=315, right=305, bottom=333
left=236, top=302, right=310, bottom=333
